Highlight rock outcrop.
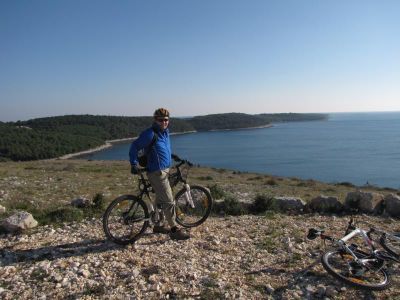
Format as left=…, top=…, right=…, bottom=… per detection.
left=308, top=195, right=343, bottom=213
left=274, top=197, right=306, bottom=212
left=384, top=193, right=400, bottom=217
left=1, top=211, right=38, bottom=232
left=345, top=191, right=384, bottom=214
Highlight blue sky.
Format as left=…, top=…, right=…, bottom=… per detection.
left=1, top=0, right=399, bottom=121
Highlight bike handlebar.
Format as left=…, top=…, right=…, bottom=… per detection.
left=172, top=154, right=193, bottom=167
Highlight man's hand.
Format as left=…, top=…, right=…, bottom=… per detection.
left=130, top=164, right=139, bottom=174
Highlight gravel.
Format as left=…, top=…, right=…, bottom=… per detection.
left=0, top=214, right=399, bottom=299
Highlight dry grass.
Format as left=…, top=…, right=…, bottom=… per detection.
left=0, top=159, right=398, bottom=224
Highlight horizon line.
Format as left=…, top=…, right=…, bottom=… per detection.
left=2, top=110, right=400, bottom=123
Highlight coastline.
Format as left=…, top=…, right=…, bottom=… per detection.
left=58, top=130, right=198, bottom=160
left=58, top=125, right=271, bottom=160
left=58, top=142, right=114, bottom=160
left=208, top=124, right=272, bottom=132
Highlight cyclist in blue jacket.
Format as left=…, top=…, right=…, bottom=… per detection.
left=129, top=108, right=190, bottom=240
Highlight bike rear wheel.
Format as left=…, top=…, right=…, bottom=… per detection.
left=380, top=232, right=400, bottom=258
left=175, top=185, right=212, bottom=228
left=103, top=195, right=149, bottom=245
left=321, top=249, right=390, bottom=290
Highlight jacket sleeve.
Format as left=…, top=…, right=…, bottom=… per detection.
left=129, top=130, right=153, bottom=165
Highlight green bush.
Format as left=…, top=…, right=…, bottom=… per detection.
left=208, top=184, right=226, bottom=199
left=265, top=178, right=278, bottom=186
left=8, top=199, right=45, bottom=220
left=9, top=199, right=37, bottom=212
left=335, top=182, right=355, bottom=187
left=39, top=207, right=84, bottom=224
left=247, top=176, right=263, bottom=181
left=82, top=193, right=108, bottom=219
left=250, top=194, right=274, bottom=214
left=198, top=176, right=213, bottom=181
left=220, top=195, right=247, bottom=216
left=92, top=193, right=107, bottom=210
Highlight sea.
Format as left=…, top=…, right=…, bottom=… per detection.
left=80, top=112, right=400, bottom=189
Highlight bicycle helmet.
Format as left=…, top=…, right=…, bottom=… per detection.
left=153, top=108, right=170, bottom=118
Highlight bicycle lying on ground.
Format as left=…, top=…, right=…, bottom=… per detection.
left=307, top=217, right=400, bottom=290
left=103, top=155, right=213, bottom=245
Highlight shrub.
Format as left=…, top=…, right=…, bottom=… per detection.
left=208, top=184, right=226, bottom=199
left=247, top=176, right=263, bottom=181
left=198, top=176, right=213, bottom=181
left=9, top=199, right=37, bottom=212
left=220, top=195, right=247, bottom=216
left=40, top=207, right=84, bottom=224
left=8, top=199, right=44, bottom=219
left=82, top=193, right=108, bottom=218
left=249, top=194, right=274, bottom=214
left=296, top=179, right=316, bottom=187
left=92, top=193, right=107, bottom=210
left=335, top=182, right=355, bottom=187
left=265, top=178, right=277, bottom=186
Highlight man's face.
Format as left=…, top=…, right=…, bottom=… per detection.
left=155, top=117, right=169, bottom=130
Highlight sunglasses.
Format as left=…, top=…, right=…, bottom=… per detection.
left=156, top=118, right=169, bottom=122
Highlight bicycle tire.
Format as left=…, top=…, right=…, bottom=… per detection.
left=321, top=249, right=390, bottom=290
left=103, top=195, right=149, bottom=245
left=175, top=185, right=212, bottom=228
left=380, top=232, right=400, bottom=258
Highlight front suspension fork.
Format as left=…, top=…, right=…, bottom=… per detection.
left=184, top=184, right=195, bottom=208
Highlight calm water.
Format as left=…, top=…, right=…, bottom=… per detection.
left=81, top=112, right=400, bottom=189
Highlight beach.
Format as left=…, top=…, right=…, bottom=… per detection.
left=58, top=131, right=198, bottom=160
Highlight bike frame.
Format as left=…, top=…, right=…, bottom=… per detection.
left=336, top=227, right=383, bottom=270
left=134, top=159, right=194, bottom=225
left=319, top=217, right=400, bottom=272
left=306, top=219, right=400, bottom=289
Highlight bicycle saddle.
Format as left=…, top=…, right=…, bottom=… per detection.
left=307, top=228, right=324, bottom=240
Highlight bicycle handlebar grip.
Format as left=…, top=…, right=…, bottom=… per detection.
left=172, top=154, right=181, bottom=161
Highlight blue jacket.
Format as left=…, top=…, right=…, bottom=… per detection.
left=129, top=123, right=172, bottom=172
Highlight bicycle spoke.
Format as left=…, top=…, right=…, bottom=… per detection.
left=175, top=186, right=212, bottom=227
left=322, top=250, right=389, bottom=290
left=380, top=232, right=400, bottom=258
left=103, top=196, right=149, bottom=245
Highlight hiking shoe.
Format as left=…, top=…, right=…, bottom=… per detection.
left=153, top=225, right=170, bottom=234
left=170, top=229, right=190, bottom=240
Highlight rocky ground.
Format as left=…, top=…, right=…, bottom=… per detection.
left=1, top=160, right=400, bottom=299
left=1, top=214, right=399, bottom=299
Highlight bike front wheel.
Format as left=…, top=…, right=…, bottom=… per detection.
left=103, top=195, right=149, bottom=245
left=321, top=249, right=390, bottom=290
left=175, top=185, right=213, bottom=228
left=380, top=232, right=400, bottom=258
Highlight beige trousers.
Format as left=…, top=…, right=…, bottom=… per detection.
left=147, top=168, right=177, bottom=228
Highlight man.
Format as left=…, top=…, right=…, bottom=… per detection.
left=129, top=108, right=190, bottom=240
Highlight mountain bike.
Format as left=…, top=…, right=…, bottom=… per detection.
left=307, top=217, right=400, bottom=290
left=103, top=155, right=213, bottom=245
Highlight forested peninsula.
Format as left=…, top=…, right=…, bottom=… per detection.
left=0, top=113, right=327, bottom=161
